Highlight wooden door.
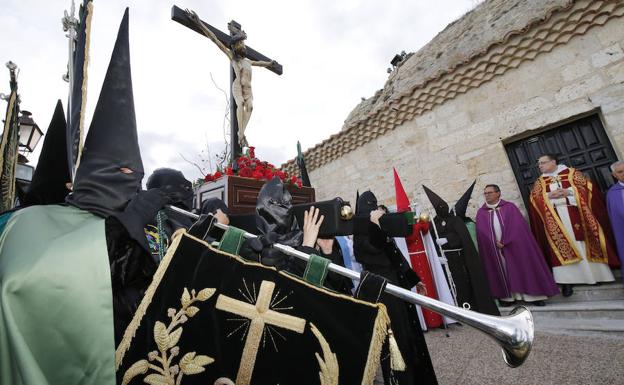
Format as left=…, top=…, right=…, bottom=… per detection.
left=505, top=114, right=618, bottom=207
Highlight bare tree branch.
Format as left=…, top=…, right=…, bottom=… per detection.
left=179, top=152, right=207, bottom=176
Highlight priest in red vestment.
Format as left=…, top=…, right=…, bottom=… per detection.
left=528, top=154, right=619, bottom=297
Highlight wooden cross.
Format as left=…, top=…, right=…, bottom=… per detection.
left=215, top=280, right=306, bottom=385
left=171, top=5, right=282, bottom=162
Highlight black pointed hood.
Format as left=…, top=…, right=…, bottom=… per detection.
left=356, top=190, right=377, bottom=216
left=454, top=180, right=476, bottom=219
left=256, top=177, right=295, bottom=233
left=422, top=185, right=450, bottom=218
left=146, top=168, right=193, bottom=210
left=23, top=100, right=71, bottom=205
left=66, top=8, right=143, bottom=217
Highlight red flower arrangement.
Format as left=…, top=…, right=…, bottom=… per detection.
left=203, top=147, right=303, bottom=187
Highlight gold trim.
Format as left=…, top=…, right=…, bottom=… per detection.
left=121, top=287, right=216, bottom=385
left=0, top=91, right=16, bottom=170
left=115, top=229, right=185, bottom=368
left=0, top=91, right=17, bottom=209
left=310, top=322, right=339, bottom=385
left=73, top=1, right=93, bottom=173
left=568, top=169, right=608, bottom=264
left=541, top=175, right=583, bottom=259
left=361, top=306, right=390, bottom=385
left=116, top=229, right=390, bottom=381
left=531, top=176, right=582, bottom=265
left=215, top=280, right=306, bottom=385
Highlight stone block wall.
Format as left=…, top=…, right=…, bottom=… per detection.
left=309, top=16, right=624, bottom=218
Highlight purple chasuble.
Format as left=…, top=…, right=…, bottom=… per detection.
left=607, top=183, right=624, bottom=282
left=476, top=200, right=559, bottom=298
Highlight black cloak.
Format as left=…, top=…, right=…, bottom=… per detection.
left=423, top=185, right=499, bottom=316
left=353, top=191, right=438, bottom=385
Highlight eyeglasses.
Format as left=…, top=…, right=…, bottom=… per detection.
left=537, top=160, right=554, bottom=165
left=483, top=191, right=499, bottom=195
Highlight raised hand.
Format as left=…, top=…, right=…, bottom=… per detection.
left=185, top=9, right=200, bottom=24
left=302, top=206, right=324, bottom=248
left=316, top=238, right=334, bottom=254
left=369, top=208, right=385, bottom=227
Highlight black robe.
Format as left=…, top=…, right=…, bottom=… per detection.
left=354, top=223, right=438, bottom=385
left=106, top=190, right=193, bottom=345
left=431, top=214, right=499, bottom=316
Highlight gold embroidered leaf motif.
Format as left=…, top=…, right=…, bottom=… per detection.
left=197, top=288, right=216, bottom=301
left=168, top=327, right=183, bottom=349
left=310, top=323, right=339, bottom=385
left=180, top=352, right=214, bottom=375
left=154, top=321, right=169, bottom=352
left=121, top=359, right=149, bottom=385
left=144, top=373, right=173, bottom=385
left=181, top=288, right=191, bottom=307
left=186, top=306, right=200, bottom=317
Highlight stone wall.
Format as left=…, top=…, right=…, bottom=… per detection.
left=309, top=16, right=624, bottom=218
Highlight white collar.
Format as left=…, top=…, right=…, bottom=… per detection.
left=486, top=200, right=500, bottom=209
left=619, top=181, right=624, bottom=187
left=542, top=164, right=568, bottom=177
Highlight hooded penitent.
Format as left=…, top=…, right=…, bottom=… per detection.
left=250, top=177, right=303, bottom=270
left=66, top=8, right=143, bottom=218
left=394, top=169, right=444, bottom=329
left=422, top=184, right=499, bottom=316
left=454, top=180, right=478, bottom=247
left=256, top=177, right=299, bottom=236
left=422, top=185, right=450, bottom=218
left=356, top=190, right=378, bottom=216
left=353, top=190, right=437, bottom=385
left=139, top=168, right=195, bottom=257
left=454, top=180, right=475, bottom=219
left=0, top=10, right=137, bottom=385
left=146, top=168, right=193, bottom=210
left=22, top=100, right=71, bottom=206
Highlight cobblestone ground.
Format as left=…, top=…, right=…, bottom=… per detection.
left=423, top=324, right=624, bottom=385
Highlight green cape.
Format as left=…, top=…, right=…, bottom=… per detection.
left=0, top=205, right=115, bottom=385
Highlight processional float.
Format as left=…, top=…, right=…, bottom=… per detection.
left=167, top=205, right=534, bottom=368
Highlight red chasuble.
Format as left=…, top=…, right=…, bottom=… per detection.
left=528, top=167, right=619, bottom=268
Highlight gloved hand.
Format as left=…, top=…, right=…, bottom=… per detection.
left=122, top=189, right=171, bottom=226
left=110, top=188, right=172, bottom=252
left=436, top=237, right=448, bottom=246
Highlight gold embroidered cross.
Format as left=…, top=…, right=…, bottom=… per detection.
left=216, top=280, right=306, bottom=385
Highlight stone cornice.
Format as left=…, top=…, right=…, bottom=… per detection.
left=282, top=0, right=624, bottom=174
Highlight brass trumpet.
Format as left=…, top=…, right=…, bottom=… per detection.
left=168, top=206, right=534, bottom=368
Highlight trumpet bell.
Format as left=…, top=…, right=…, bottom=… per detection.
left=499, top=306, right=534, bottom=368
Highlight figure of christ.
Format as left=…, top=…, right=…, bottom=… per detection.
left=186, top=10, right=276, bottom=148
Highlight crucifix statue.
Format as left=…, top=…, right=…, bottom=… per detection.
left=215, top=280, right=306, bottom=385
left=172, top=6, right=282, bottom=161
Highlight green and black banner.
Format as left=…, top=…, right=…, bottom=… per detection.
left=116, top=231, right=390, bottom=385
left=0, top=85, right=19, bottom=211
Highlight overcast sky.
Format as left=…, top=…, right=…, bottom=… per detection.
left=1, top=0, right=480, bottom=182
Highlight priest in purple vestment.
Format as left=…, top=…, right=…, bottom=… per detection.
left=606, top=161, right=624, bottom=282
left=476, top=184, right=559, bottom=306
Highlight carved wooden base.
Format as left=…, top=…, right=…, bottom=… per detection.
left=194, top=175, right=315, bottom=214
